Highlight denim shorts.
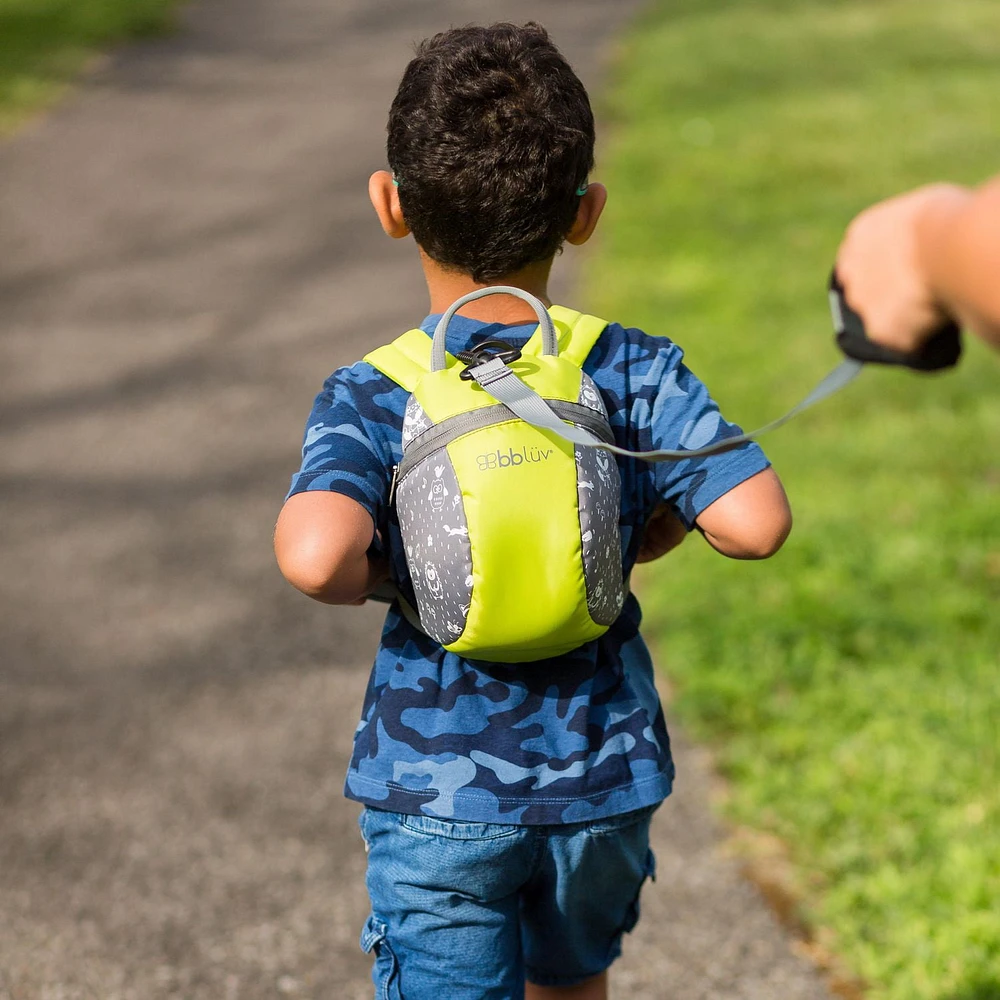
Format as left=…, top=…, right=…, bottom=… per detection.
left=358, top=803, right=658, bottom=999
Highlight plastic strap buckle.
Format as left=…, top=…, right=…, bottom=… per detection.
left=457, top=339, right=522, bottom=381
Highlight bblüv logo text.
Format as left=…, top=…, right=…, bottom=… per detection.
left=476, top=446, right=552, bottom=471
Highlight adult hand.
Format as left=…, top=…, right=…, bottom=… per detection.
left=635, top=504, right=688, bottom=563
left=835, top=183, right=971, bottom=355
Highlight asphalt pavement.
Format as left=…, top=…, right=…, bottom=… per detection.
left=0, top=2, right=835, bottom=997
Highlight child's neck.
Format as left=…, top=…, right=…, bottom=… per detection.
left=422, top=252, right=554, bottom=326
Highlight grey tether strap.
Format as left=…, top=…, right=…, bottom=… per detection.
left=472, top=355, right=863, bottom=461
left=370, top=290, right=862, bottom=616
left=437, top=286, right=862, bottom=462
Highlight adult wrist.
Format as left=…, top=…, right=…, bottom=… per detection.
left=913, top=183, right=974, bottom=322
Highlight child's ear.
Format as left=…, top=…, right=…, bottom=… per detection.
left=565, top=183, right=608, bottom=246
left=368, top=170, right=410, bottom=239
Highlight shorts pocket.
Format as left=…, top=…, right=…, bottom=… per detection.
left=585, top=803, right=659, bottom=836
left=620, top=847, right=657, bottom=936
left=360, top=915, right=402, bottom=1000
left=399, top=812, right=521, bottom=841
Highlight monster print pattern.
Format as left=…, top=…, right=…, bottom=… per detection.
left=402, top=393, right=434, bottom=449
left=572, top=373, right=624, bottom=624
left=576, top=445, right=623, bottom=625
left=577, top=372, right=607, bottom=417
left=396, top=452, right=472, bottom=645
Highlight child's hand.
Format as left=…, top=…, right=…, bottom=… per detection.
left=635, top=504, right=687, bottom=563
left=346, top=553, right=391, bottom=606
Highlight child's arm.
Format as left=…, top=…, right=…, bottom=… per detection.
left=694, top=467, right=791, bottom=559
left=274, top=491, right=389, bottom=605
left=635, top=504, right=689, bottom=563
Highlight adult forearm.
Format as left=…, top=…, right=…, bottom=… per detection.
left=918, top=178, right=1000, bottom=348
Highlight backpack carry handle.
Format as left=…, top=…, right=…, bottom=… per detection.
left=431, top=286, right=559, bottom=372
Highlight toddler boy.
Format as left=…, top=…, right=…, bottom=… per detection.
left=274, top=22, right=791, bottom=1000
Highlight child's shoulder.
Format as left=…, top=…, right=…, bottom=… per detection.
left=321, top=317, right=689, bottom=418
left=586, top=318, right=687, bottom=384
left=313, top=358, right=408, bottom=433
left=322, top=358, right=402, bottom=393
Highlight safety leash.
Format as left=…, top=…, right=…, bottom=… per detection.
left=369, top=280, right=961, bottom=615
left=439, top=278, right=961, bottom=463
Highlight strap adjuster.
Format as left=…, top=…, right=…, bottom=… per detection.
left=456, top=339, right=522, bottom=381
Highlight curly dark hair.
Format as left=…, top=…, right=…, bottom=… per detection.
left=387, top=22, right=595, bottom=283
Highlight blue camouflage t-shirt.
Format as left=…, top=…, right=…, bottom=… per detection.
left=287, top=312, right=770, bottom=824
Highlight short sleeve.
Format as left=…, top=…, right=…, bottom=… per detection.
left=285, top=363, right=397, bottom=525
left=629, top=335, right=771, bottom=530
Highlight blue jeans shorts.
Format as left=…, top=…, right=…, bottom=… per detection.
left=358, top=804, right=658, bottom=1000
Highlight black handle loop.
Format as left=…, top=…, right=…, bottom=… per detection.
left=829, top=271, right=962, bottom=371
left=456, top=339, right=523, bottom=381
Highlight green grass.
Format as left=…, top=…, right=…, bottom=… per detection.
left=0, top=0, right=181, bottom=133
left=585, top=1, right=1000, bottom=997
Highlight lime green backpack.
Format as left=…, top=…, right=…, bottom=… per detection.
left=365, top=287, right=624, bottom=662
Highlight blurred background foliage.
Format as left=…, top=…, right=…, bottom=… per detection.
left=0, top=0, right=180, bottom=133
left=586, top=1, right=999, bottom=997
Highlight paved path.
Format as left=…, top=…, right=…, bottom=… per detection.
left=0, top=2, right=835, bottom=998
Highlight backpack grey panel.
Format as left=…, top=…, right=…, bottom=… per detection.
left=395, top=450, right=473, bottom=645
left=402, top=393, right=435, bottom=450
left=576, top=444, right=624, bottom=626
left=578, top=372, right=609, bottom=417
left=575, top=373, right=623, bottom=625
